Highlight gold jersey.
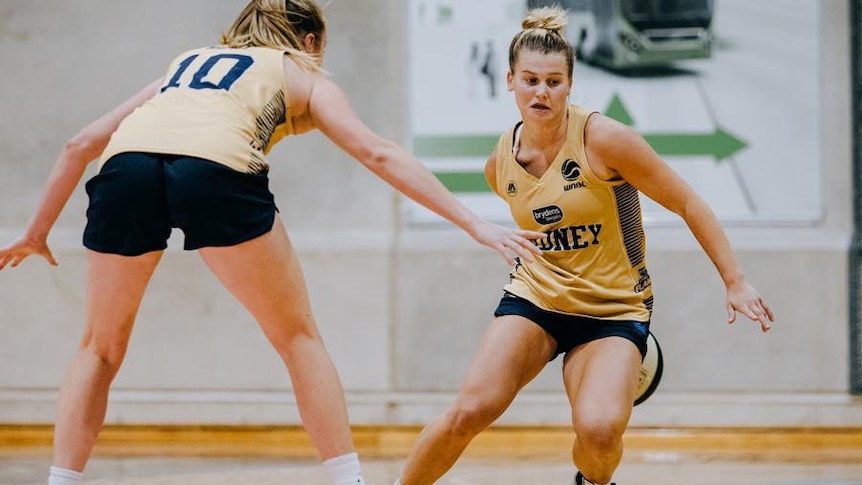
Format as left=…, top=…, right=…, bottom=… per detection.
left=493, top=104, right=653, bottom=321
left=100, top=46, right=295, bottom=174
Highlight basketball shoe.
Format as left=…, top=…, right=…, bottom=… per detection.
left=574, top=471, right=616, bottom=485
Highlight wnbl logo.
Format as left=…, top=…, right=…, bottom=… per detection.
left=561, top=159, right=581, bottom=180
left=562, top=159, right=586, bottom=191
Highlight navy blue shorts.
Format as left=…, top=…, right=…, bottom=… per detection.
left=83, top=152, right=277, bottom=256
left=494, top=291, right=650, bottom=360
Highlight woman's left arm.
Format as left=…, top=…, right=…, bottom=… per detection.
left=586, top=114, right=773, bottom=332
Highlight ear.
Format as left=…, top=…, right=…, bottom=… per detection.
left=302, top=32, right=318, bottom=52
left=506, top=70, right=514, bottom=92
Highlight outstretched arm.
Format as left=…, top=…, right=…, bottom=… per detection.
left=0, top=79, right=162, bottom=270
left=306, top=76, right=543, bottom=265
left=586, top=113, right=774, bottom=332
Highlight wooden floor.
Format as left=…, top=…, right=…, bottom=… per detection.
left=3, top=425, right=862, bottom=484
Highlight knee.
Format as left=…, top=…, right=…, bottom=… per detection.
left=574, top=417, right=626, bottom=453
left=79, top=336, right=128, bottom=372
left=265, top=312, right=321, bottom=349
left=445, top=401, right=498, bottom=438
left=268, top=323, right=321, bottom=357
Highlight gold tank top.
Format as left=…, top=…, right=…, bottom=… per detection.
left=100, top=46, right=295, bottom=174
left=493, top=104, right=653, bottom=321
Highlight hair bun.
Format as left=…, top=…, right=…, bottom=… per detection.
left=522, top=6, right=567, bottom=33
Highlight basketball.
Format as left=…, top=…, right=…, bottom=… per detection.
left=634, top=331, right=664, bottom=406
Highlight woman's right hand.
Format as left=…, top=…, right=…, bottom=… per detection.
left=471, top=220, right=545, bottom=266
left=0, top=236, right=58, bottom=270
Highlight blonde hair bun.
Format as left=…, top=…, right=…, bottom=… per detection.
left=522, top=6, right=568, bottom=33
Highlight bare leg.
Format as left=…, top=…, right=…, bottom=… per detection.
left=53, top=250, right=163, bottom=471
left=398, top=315, right=556, bottom=485
left=198, top=218, right=352, bottom=460
left=563, top=337, right=641, bottom=484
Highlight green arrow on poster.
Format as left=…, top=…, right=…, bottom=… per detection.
left=414, top=135, right=497, bottom=158
left=433, top=172, right=490, bottom=193
left=644, top=129, right=747, bottom=160
left=417, top=93, right=747, bottom=192
left=605, top=93, right=748, bottom=161
left=604, top=93, right=635, bottom=127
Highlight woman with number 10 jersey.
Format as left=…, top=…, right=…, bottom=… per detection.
left=0, top=1, right=544, bottom=485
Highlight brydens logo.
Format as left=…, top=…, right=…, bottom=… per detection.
left=532, top=205, right=563, bottom=225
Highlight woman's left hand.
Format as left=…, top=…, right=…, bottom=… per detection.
left=726, top=279, right=774, bottom=333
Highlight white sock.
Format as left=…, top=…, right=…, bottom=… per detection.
left=48, top=466, right=83, bottom=485
left=323, top=452, right=365, bottom=485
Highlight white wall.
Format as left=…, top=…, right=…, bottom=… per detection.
left=0, top=0, right=858, bottom=428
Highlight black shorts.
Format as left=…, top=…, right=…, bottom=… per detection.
left=83, top=152, right=278, bottom=256
left=494, top=291, right=650, bottom=360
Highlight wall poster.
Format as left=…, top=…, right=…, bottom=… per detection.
left=407, top=0, right=820, bottom=227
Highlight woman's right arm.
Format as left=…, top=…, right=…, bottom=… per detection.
left=305, top=76, right=543, bottom=265
left=0, top=78, right=162, bottom=270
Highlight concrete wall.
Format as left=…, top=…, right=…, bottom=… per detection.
left=0, top=0, right=859, bottom=428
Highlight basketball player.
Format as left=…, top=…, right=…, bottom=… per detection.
left=0, top=1, right=544, bottom=484
left=393, top=6, right=773, bottom=485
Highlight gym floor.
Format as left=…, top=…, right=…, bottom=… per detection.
left=3, top=426, right=862, bottom=485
